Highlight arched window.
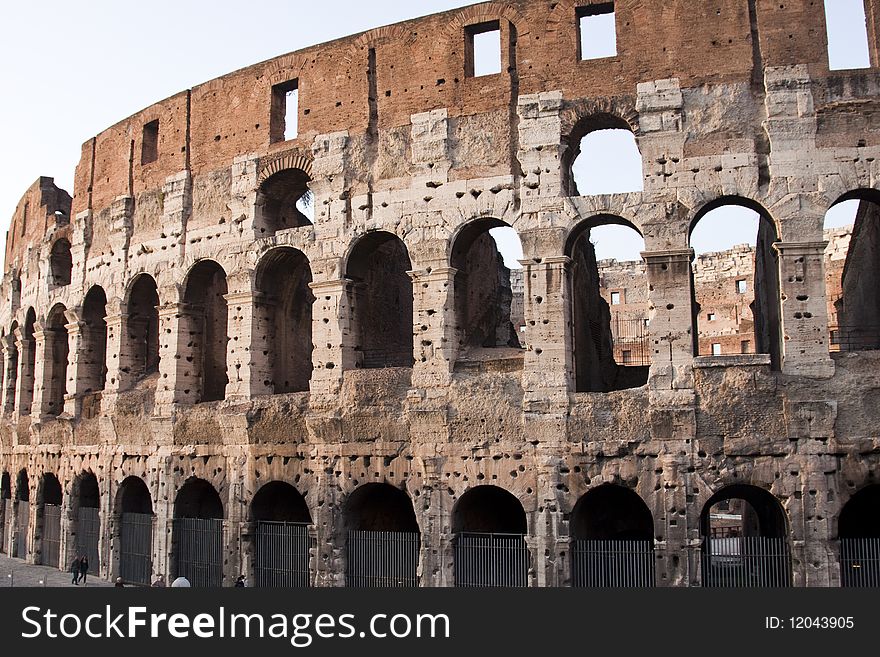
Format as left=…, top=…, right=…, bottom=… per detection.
left=452, top=485, right=528, bottom=587
left=125, top=275, right=160, bottom=383
left=256, top=168, right=313, bottom=236
left=251, top=481, right=311, bottom=588
left=344, top=483, right=419, bottom=588
left=73, top=472, right=100, bottom=575
left=824, top=190, right=880, bottom=352
left=116, top=476, right=153, bottom=585
left=689, top=198, right=782, bottom=368
left=81, top=286, right=108, bottom=394
left=13, top=469, right=29, bottom=559
left=838, top=484, right=880, bottom=587
left=43, top=304, right=69, bottom=416
left=567, top=216, right=649, bottom=391
left=36, top=473, right=62, bottom=568
left=254, top=248, right=313, bottom=393
left=565, top=114, right=643, bottom=196
left=182, top=261, right=229, bottom=402
left=3, top=322, right=18, bottom=413
left=50, top=239, right=73, bottom=286
left=19, top=309, right=36, bottom=415
left=172, top=478, right=224, bottom=587
left=345, top=232, right=414, bottom=369
left=699, top=484, right=789, bottom=587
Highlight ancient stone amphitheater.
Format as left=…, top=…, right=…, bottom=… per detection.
left=1, top=0, right=879, bottom=588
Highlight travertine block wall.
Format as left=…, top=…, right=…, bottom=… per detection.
left=0, top=0, right=879, bottom=587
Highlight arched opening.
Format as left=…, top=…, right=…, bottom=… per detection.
left=19, top=309, right=36, bottom=415
left=44, top=304, right=69, bottom=416
left=838, top=484, right=880, bottom=587
left=3, top=321, right=18, bottom=413
left=14, top=469, right=29, bottom=558
left=81, top=285, right=108, bottom=394
left=567, top=217, right=650, bottom=391
left=36, top=473, right=62, bottom=568
left=452, top=485, right=528, bottom=587
left=345, top=232, right=414, bottom=369
left=255, top=167, right=313, bottom=236
left=699, top=484, right=790, bottom=587
left=172, top=478, right=224, bottom=587
left=343, top=483, right=420, bottom=588
left=824, top=190, right=880, bottom=352
left=570, top=485, right=655, bottom=587
left=255, top=248, right=314, bottom=393
left=689, top=198, right=782, bottom=369
left=0, top=472, right=10, bottom=554
left=451, top=219, right=524, bottom=365
left=251, top=481, right=312, bottom=587
left=73, top=472, right=100, bottom=575
left=116, top=476, right=153, bottom=585
left=564, top=114, right=643, bottom=197
left=182, top=261, right=228, bottom=402
left=50, top=238, right=73, bottom=286
left=125, top=274, right=160, bottom=384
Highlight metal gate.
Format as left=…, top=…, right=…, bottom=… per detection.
left=571, top=539, right=655, bottom=587
left=840, top=538, right=880, bottom=587
left=41, top=504, right=62, bottom=568
left=701, top=536, right=791, bottom=587
left=346, top=530, right=419, bottom=588
left=0, top=499, right=10, bottom=553
left=173, top=518, right=223, bottom=587
left=254, top=521, right=311, bottom=587
left=76, top=507, right=100, bottom=575
left=120, top=512, right=153, bottom=585
left=15, top=502, right=29, bottom=558
left=454, top=532, right=529, bottom=587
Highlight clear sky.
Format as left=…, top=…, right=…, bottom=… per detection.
left=0, top=0, right=871, bottom=267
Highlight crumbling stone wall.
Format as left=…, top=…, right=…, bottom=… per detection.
left=0, top=0, right=879, bottom=587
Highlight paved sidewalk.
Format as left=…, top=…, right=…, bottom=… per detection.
left=0, top=554, right=113, bottom=588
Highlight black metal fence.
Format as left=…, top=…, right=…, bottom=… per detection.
left=0, top=499, right=9, bottom=553
left=571, top=539, right=655, bottom=587
left=346, top=530, right=420, bottom=588
left=173, top=517, right=224, bottom=587
left=610, top=314, right=651, bottom=366
left=254, top=521, right=311, bottom=588
left=120, top=512, right=153, bottom=585
left=15, top=502, right=28, bottom=558
left=41, top=504, right=62, bottom=568
left=828, top=325, right=880, bottom=352
left=454, top=532, right=529, bottom=587
left=840, top=538, right=880, bottom=587
left=700, top=536, right=791, bottom=587
left=76, top=507, right=100, bottom=575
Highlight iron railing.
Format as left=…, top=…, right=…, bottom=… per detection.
left=454, top=532, right=529, bottom=587
left=0, top=499, right=10, bottom=553
left=571, top=539, right=655, bottom=587
left=41, top=504, right=62, bottom=568
left=255, top=521, right=311, bottom=588
left=346, top=530, right=419, bottom=588
left=840, top=538, right=880, bottom=587
left=173, top=517, right=224, bottom=587
left=120, top=512, right=153, bottom=585
left=828, top=325, right=880, bottom=352
left=610, top=314, right=651, bottom=366
left=700, top=536, right=791, bottom=587
left=76, top=507, right=100, bottom=575
left=15, top=502, right=28, bottom=559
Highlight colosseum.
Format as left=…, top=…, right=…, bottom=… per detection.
left=1, top=0, right=879, bottom=588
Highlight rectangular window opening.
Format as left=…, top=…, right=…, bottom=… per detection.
left=466, top=22, right=502, bottom=77
left=707, top=313, right=716, bottom=322
left=141, top=120, right=159, bottom=165
left=622, top=350, right=632, bottom=364
left=736, top=279, right=748, bottom=294
left=271, top=79, right=299, bottom=143
left=824, top=0, right=871, bottom=70
left=740, top=340, right=751, bottom=354
left=711, top=343, right=722, bottom=356
left=610, top=291, right=621, bottom=305
left=578, top=3, right=617, bottom=61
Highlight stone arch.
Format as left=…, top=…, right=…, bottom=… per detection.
left=81, top=285, right=108, bottom=394
left=345, top=231, right=414, bottom=369
left=124, top=273, right=160, bottom=383
left=172, top=477, right=225, bottom=587
left=12, top=469, right=29, bottom=558
left=115, top=475, right=153, bottom=585
left=43, top=304, right=69, bottom=416
left=566, top=214, right=649, bottom=391
left=18, top=308, right=36, bottom=415
left=117, top=475, right=153, bottom=515
left=182, top=260, right=229, bottom=402
left=689, top=196, right=782, bottom=369
left=3, top=320, right=18, bottom=413
left=255, top=165, right=313, bottom=236
left=452, top=484, right=527, bottom=535
left=0, top=471, right=9, bottom=554
left=250, top=481, right=311, bottom=588
left=50, top=238, right=72, bottom=286
left=254, top=247, right=314, bottom=393
left=36, top=472, right=63, bottom=568
left=562, top=110, right=643, bottom=197
left=71, top=471, right=100, bottom=575
left=449, top=218, right=523, bottom=361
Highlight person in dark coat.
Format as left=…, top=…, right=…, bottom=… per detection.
left=79, top=555, right=90, bottom=584
left=70, top=555, right=82, bottom=585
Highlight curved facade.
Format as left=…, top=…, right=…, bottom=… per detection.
left=1, top=0, right=880, bottom=587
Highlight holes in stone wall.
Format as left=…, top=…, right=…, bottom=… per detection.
left=183, top=261, right=229, bottom=402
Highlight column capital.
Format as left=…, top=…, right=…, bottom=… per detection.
left=518, top=255, right=571, bottom=268
left=308, top=278, right=353, bottom=293
left=641, top=248, right=694, bottom=262
left=773, top=241, right=828, bottom=255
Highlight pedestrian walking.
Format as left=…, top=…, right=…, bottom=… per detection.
left=151, top=574, right=166, bottom=588
left=79, top=554, right=89, bottom=584
left=234, top=575, right=246, bottom=587
left=70, top=555, right=82, bottom=585
left=114, top=577, right=125, bottom=588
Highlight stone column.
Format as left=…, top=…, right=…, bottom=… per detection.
left=225, top=276, right=271, bottom=401
left=0, top=334, right=15, bottom=414
left=13, top=326, right=35, bottom=416
left=103, top=312, right=129, bottom=393
left=63, top=310, right=86, bottom=417
left=643, top=249, right=696, bottom=389
left=409, top=267, right=456, bottom=388
left=154, top=300, right=199, bottom=413
left=32, top=322, right=67, bottom=419
left=775, top=241, right=835, bottom=377
left=308, top=278, right=353, bottom=401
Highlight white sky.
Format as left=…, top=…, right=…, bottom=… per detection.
left=0, top=0, right=871, bottom=267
